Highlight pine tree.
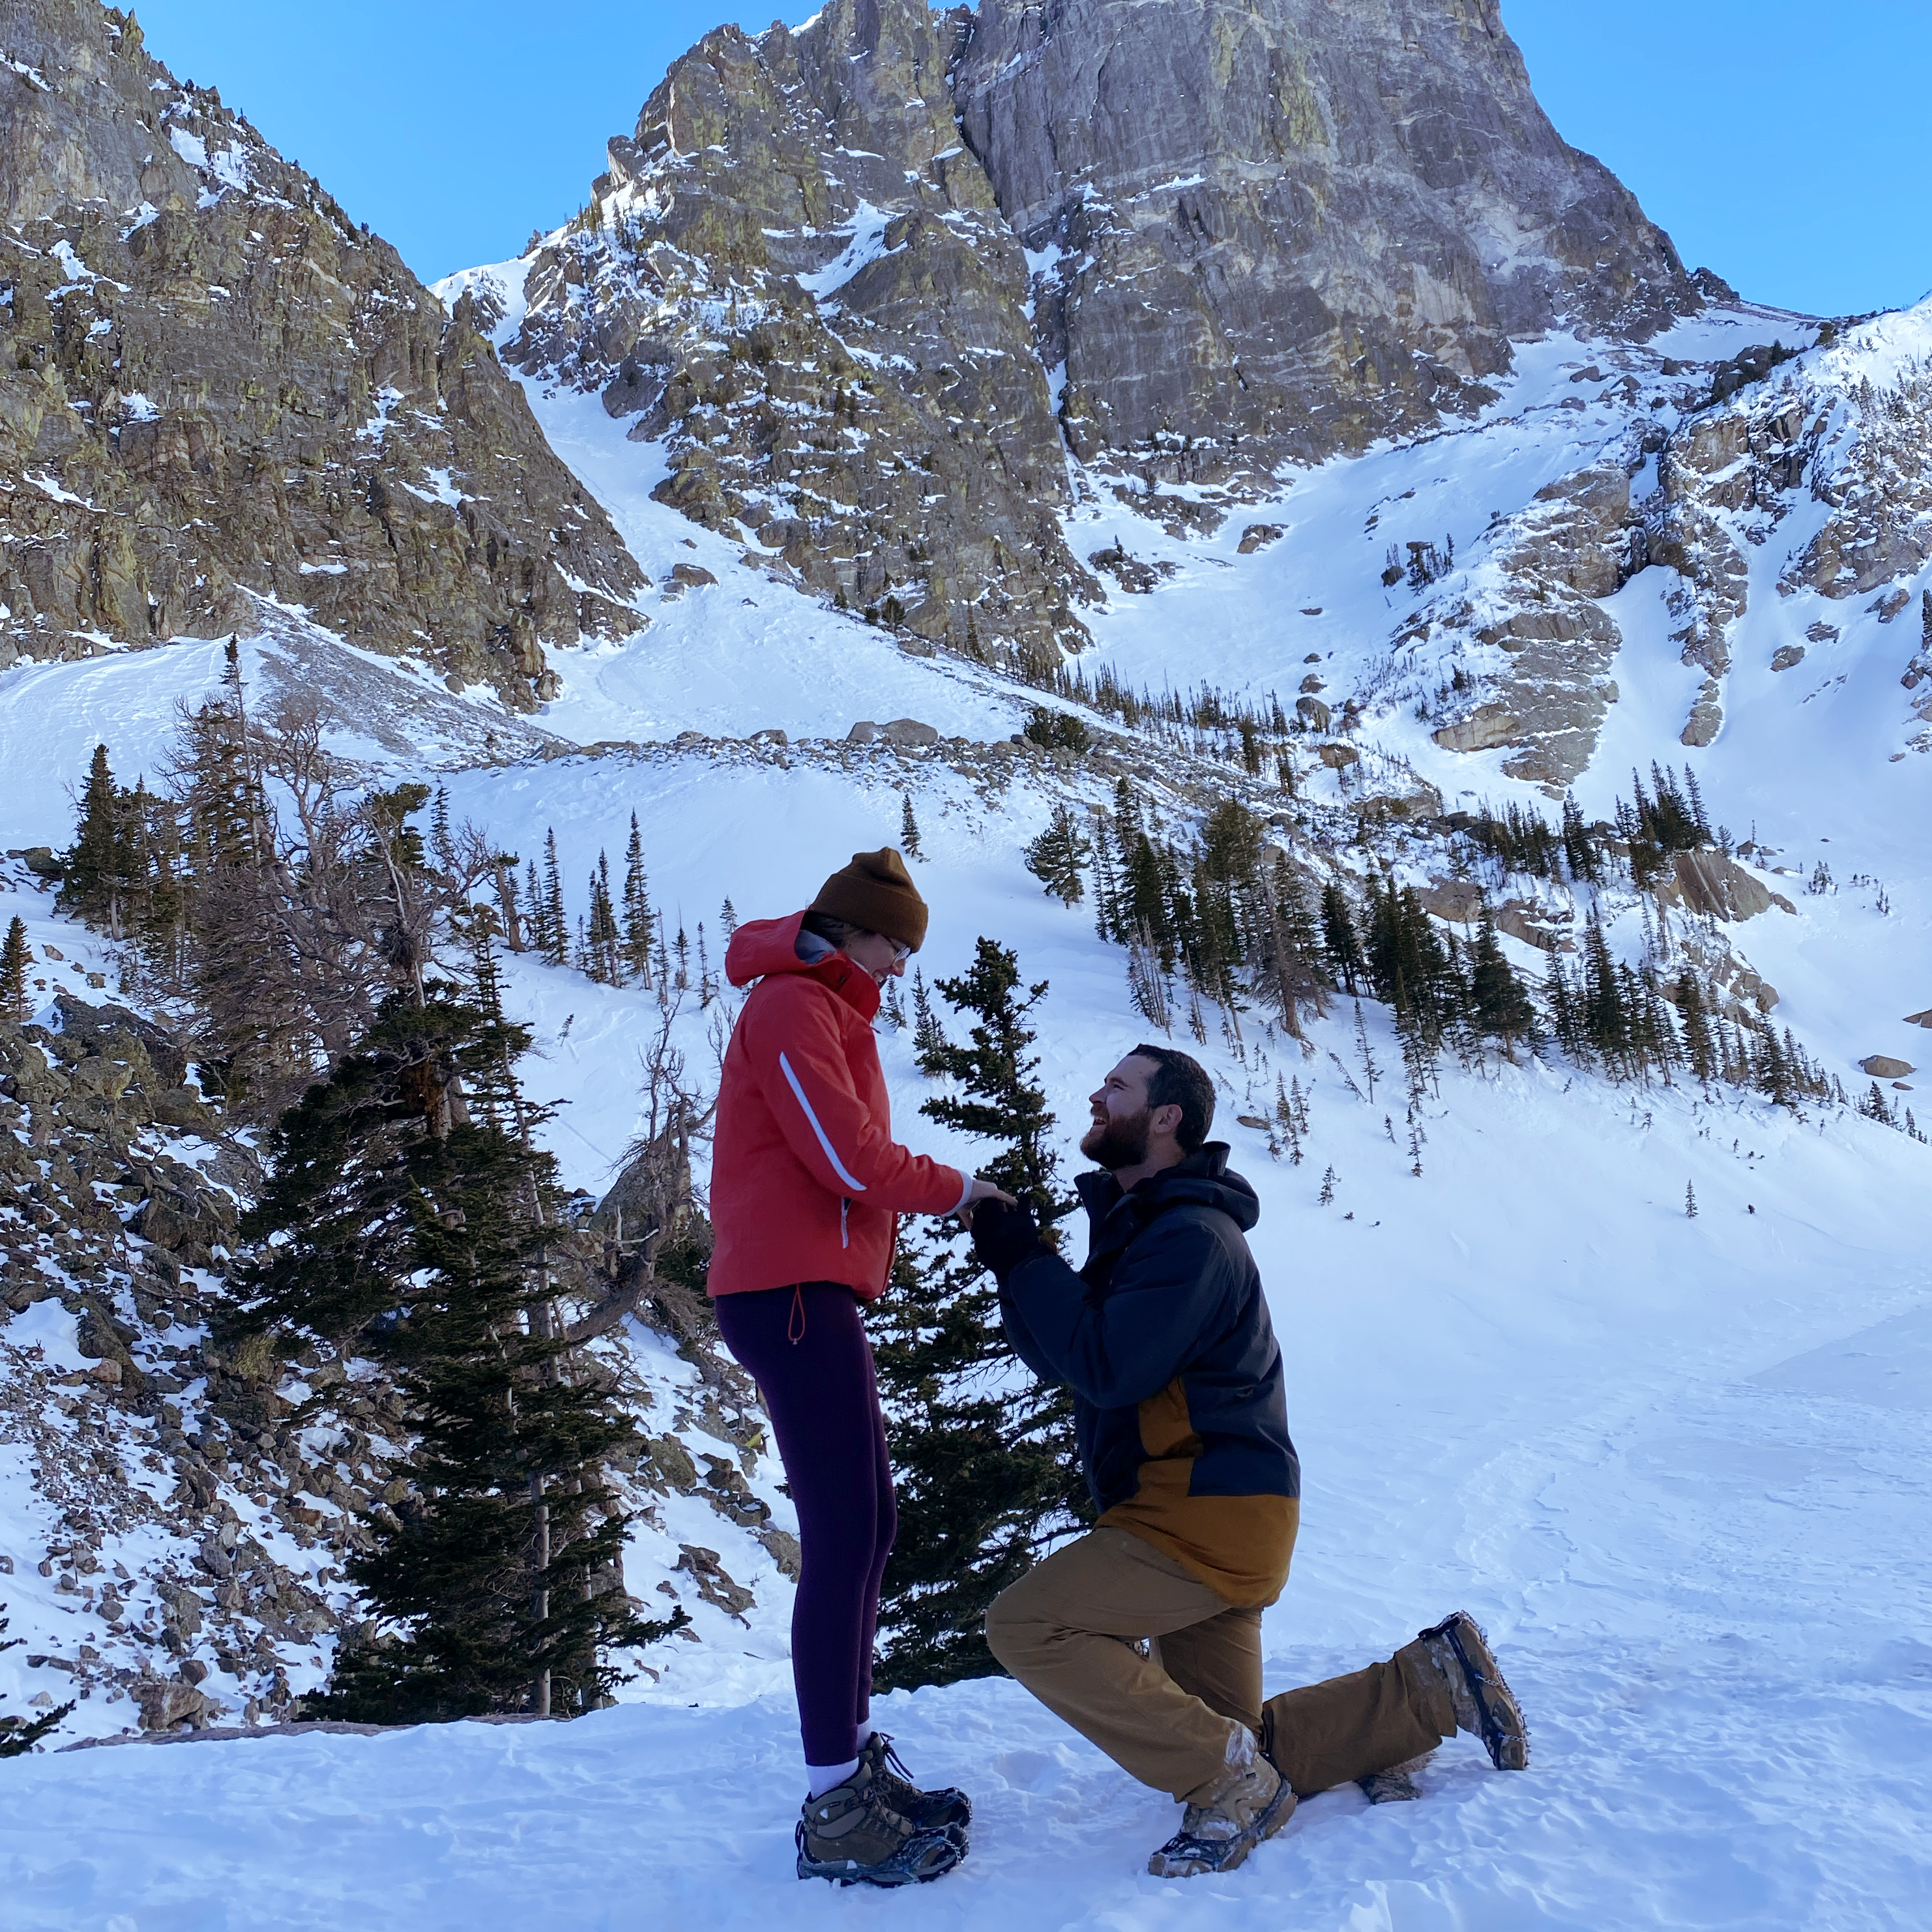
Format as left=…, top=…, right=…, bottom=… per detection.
left=584, top=852, right=619, bottom=984
left=872, top=940, right=1084, bottom=1688
left=621, top=815, right=653, bottom=986
left=900, top=792, right=924, bottom=860
left=1023, top=803, right=1092, bottom=906
left=1468, top=914, right=1534, bottom=1059
left=59, top=742, right=132, bottom=933
left=1318, top=1164, right=1337, bottom=1205
left=0, top=916, right=29, bottom=1024
left=1321, top=881, right=1363, bottom=994
left=1684, top=1180, right=1698, bottom=1218
left=1676, top=973, right=1719, bottom=1086
left=235, top=991, right=672, bottom=1719
left=541, top=831, right=566, bottom=968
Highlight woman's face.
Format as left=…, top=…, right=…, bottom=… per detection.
left=843, top=928, right=911, bottom=984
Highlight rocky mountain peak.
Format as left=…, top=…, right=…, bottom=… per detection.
left=952, top=0, right=1699, bottom=475
left=0, top=0, right=646, bottom=705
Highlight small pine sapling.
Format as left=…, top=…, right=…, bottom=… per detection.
left=1319, top=1164, right=1337, bottom=1206
left=1685, top=1180, right=1698, bottom=1218
left=900, top=793, right=924, bottom=860
left=0, top=916, right=29, bottom=1024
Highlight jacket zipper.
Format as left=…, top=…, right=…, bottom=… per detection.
left=840, top=1199, right=849, bottom=1248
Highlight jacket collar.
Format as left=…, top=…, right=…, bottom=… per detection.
left=1075, top=1142, right=1252, bottom=1263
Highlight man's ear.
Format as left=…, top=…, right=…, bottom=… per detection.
left=1151, top=1102, right=1185, bottom=1142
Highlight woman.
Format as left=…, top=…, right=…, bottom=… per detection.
left=709, top=846, right=1008, bottom=1888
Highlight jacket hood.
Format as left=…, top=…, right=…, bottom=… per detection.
left=1076, top=1142, right=1260, bottom=1233
left=725, top=912, right=812, bottom=988
left=724, top=911, right=879, bottom=1019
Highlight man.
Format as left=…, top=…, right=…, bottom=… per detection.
left=968, top=1044, right=1529, bottom=1878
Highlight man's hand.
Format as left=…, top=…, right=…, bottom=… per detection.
left=969, top=1196, right=1044, bottom=1280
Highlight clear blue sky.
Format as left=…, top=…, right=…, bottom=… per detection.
left=130, top=1, right=1929, bottom=317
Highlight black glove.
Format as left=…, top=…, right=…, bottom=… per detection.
left=970, top=1197, right=1045, bottom=1280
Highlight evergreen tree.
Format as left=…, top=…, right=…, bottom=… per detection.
left=59, top=742, right=135, bottom=935
left=1684, top=1180, right=1698, bottom=1218
left=621, top=815, right=653, bottom=985
left=1676, top=974, right=1719, bottom=1087
left=235, top=991, right=668, bottom=1720
left=1023, top=803, right=1092, bottom=906
left=1468, top=915, right=1535, bottom=1059
left=1, top=916, right=29, bottom=1024
left=584, top=853, right=619, bottom=985
left=872, top=940, right=1084, bottom=1688
left=900, top=793, right=924, bottom=860
left=1321, top=881, right=1363, bottom=994
left=541, top=832, right=567, bottom=968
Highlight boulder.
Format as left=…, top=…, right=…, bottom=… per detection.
left=879, top=718, right=939, bottom=747
left=1432, top=704, right=1520, bottom=754
left=669, top=562, right=718, bottom=589
left=1295, top=695, right=1332, bottom=731
left=755, top=1527, right=802, bottom=1581
left=1859, top=1055, right=1916, bottom=1080
left=1416, top=880, right=1487, bottom=924
left=1903, top=1009, right=1932, bottom=1029
left=845, top=720, right=879, bottom=744
left=1657, top=851, right=1796, bottom=922
left=1317, top=742, right=1360, bottom=770
left=1770, top=643, right=1806, bottom=672
left=1237, top=524, right=1283, bottom=554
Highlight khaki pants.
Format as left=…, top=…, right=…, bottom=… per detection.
left=985, top=1528, right=1454, bottom=1802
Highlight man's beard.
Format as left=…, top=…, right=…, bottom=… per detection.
left=1081, top=1106, right=1151, bottom=1171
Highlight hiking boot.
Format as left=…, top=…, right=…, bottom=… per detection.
left=858, top=1730, right=972, bottom=1833
left=1147, top=1742, right=1295, bottom=1878
left=1414, top=1611, right=1529, bottom=1770
left=795, top=1759, right=964, bottom=1887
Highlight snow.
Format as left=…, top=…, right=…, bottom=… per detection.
left=166, top=126, right=207, bottom=171
left=0, top=280, right=1927, bottom=1924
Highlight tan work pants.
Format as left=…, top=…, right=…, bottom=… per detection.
left=986, top=1527, right=1454, bottom=1802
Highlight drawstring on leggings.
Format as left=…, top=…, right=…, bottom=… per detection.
left=788, top=1283, right=807, bottom=1345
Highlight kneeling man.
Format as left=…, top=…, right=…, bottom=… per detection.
left=969, top=1044, right=1528, bottom=1877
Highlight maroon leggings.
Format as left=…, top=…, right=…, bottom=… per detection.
left=713, top=1282, right=895, bottom=1768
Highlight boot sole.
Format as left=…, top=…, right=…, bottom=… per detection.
left=1148, top=1780, right=1296, bottom=1877
left=1437, top=1613, right=1529, bottom=1770
left=795, top=1823, right=965, bottom=1887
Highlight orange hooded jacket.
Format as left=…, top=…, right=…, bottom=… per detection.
left=708, top=912, right=969, bottom=1301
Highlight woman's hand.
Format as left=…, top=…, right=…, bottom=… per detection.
left=957, top=1175, right=1016, bottom=1223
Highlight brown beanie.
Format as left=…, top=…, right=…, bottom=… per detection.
left=810, top=847, right=929, bottom=951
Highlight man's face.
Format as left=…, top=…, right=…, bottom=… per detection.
left=1081, top=1055, right=1156, bottom=1169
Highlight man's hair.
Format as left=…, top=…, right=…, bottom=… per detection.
left=1128, top=1044, right=1215, bottom=1152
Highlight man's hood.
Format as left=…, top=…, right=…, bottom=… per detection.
left=1076, top=1143, right=1260, bottom=1233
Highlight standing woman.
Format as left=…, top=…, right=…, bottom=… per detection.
left=710, top=847, right=1007, bottom=1888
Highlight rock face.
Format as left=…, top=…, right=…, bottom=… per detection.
left=503, top=0, right=1700, bottom=662
left=0, top=1, right=645, bottom=704
left=952, top=0, right=1697, bottom=478
left=504, top=0, right=1090, bottom=669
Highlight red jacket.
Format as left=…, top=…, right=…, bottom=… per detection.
left=708, top=913, right=967, bottom=1301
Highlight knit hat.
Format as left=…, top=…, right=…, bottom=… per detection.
left=810, top=847, right=929, bottom=951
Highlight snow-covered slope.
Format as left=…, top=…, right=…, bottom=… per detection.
left=1, top=243, right=1927, bottom=1932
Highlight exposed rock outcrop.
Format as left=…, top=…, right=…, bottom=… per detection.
left=501, top=0, right=1090, bottom=669
left=954, top=0, right=1698, bottom=478
left=0, top=1, right=645, bottom=703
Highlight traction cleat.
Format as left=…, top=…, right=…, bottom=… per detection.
left=1148, top=1749, right=1295, bottom=1879
left=1418, top=1611, right=1530, bottom=1770
left=795, top=1758, right=965, bottom=1887
left=859, top=1730, right=973, bottom=1834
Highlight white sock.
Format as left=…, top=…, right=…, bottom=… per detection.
left=806, top=1755, right=860, bottom=1800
